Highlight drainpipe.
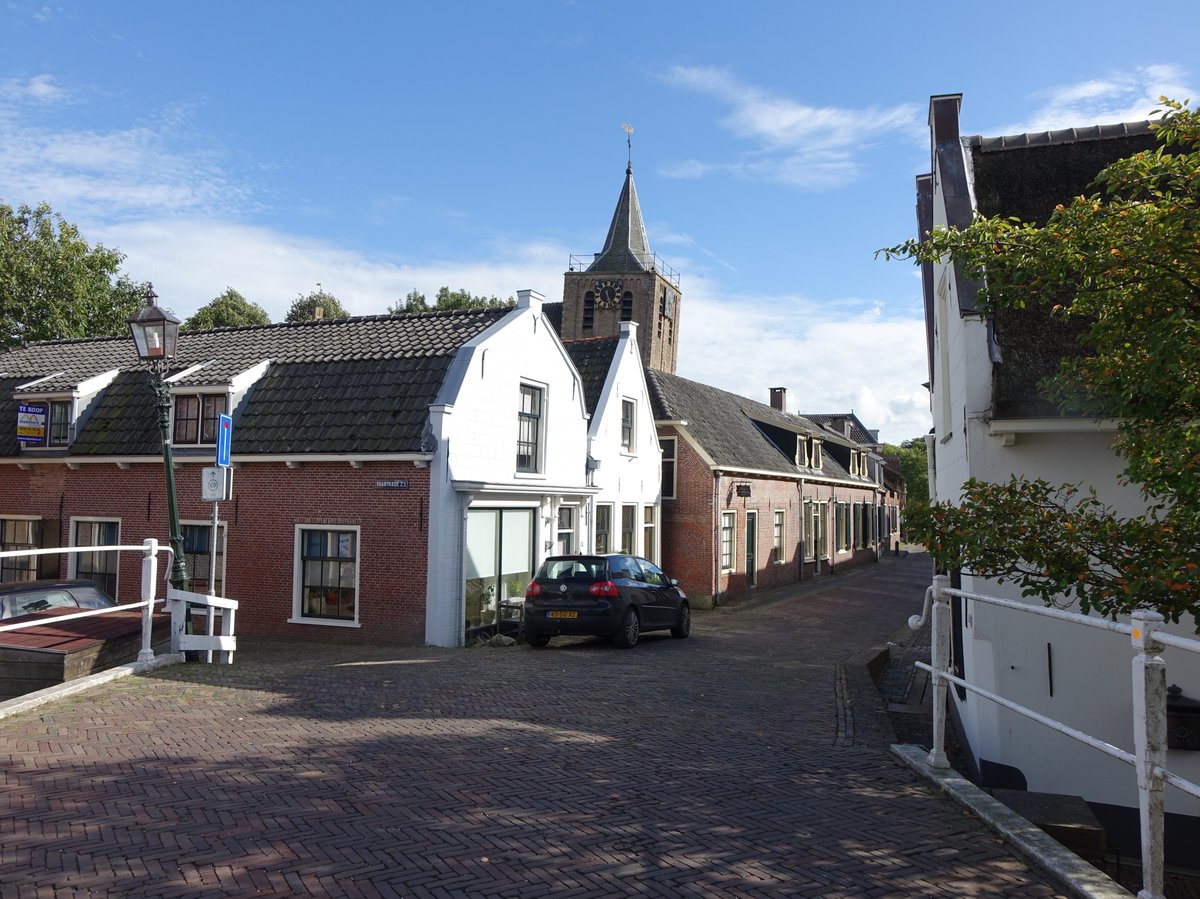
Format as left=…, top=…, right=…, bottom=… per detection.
left=797, top=478, right=805, bottom=582
left=713, top=470, right=722, bottom=607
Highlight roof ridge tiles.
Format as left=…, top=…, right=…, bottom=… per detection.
left=969, top=119, right=1153, bottom=152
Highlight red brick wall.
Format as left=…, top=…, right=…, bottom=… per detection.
left=0, top=461, right=430, bottom=643
left=658, top=427, right=883, bottom=606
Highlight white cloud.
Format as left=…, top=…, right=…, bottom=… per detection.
left=0, top=73, right=66, bottom=104
left=1002, top=65, right=1195, bottom=134
left=676, top=294, right=931, bottom=445
left=87, top=218, right=573, bottom=322
left=657, top=65, right=921, bottom=189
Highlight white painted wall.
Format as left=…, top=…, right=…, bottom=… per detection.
left=583, top=321, right=662, bottom=560
left=927, top=135, right=1200, bottom=814
left=424, top=291, right=592, bottom=647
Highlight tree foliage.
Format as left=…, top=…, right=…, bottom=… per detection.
left=182, top=287, right=271, bottom=331
left=389, top=286, right=513, bottom=315
left=882, top=436, right=929, bottom=524
left=285, top=287, right=349, bottom=322
left=1, top=201, right=145, bottom=349
left=880, top=98, right=1200, bottom=624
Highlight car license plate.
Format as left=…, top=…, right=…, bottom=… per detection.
left=547, top=610, right=578, bottom=619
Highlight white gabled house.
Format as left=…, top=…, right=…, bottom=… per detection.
left=565, top=320, right=662, bottom=561
left=918, top=93, right=1200, bottom=853
left=425, top=289, right=596, bottom=647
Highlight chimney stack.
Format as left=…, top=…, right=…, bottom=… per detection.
left=769, top=387, right=787, bottom=411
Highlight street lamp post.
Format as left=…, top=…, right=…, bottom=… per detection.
left=128, top=284, right=190, bottom=592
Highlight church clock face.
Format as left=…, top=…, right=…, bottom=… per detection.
left=594, top=279, right=623, bottom=309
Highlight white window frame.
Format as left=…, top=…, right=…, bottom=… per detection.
left=621, top=398, right=636, bottom=453
left=620, top=503, right=637, bottom=555
left=720, top=511, right=736, bottom=572
left=642, top=505, right=656, bottom=563
left=181, top=519, right=227, bottom=596
left=594, top=503, right=614, bottom=554
left=290, top=524, right=362, bottom=628
left=516, top=381, right=547, bottom=475
left=1, top=515, right=43, bottom=581
left=660, top=437, right=677, bottom=499
left=171, top=392, right=228, bottom=446
left=556, top=505, right=576, bottom=555
left=69, top=517, right=121, bottom=599
left=773, top=510, right=785, bottom=565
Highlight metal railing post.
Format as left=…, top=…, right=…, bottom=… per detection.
left=928, top=574, right=952, bottom=769
left=137, top=539, right=159, bottom=663
left=1131, top=608, right=1167, bottom=899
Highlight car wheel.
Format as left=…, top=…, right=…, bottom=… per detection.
left=526, top=631, right=551, bottom=648
left=613, top=607, right=640, bottom=648
left=671, top=602, right=691, bottom=639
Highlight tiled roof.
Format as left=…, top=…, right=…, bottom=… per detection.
left=803, top=413, right=879, bottom=446
left=968, top=126, right=1158, bottom=418
left=647, top=371, right=863, bottom=484
left=564, top=337, right=619, bottom=416
left=1, top=310, right=511, bottom=458
left=588, top=164, right=654, bottom=273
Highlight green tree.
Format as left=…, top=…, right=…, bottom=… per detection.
left=388, top=288, right=430, bottom=314
left=882, top=436, right=929, bottom=523
left=880, top=98, right=1200, bottom=624
left=389, top=286, right=514, bottom=315
left=182, top=288, right=271, bottom=330
left=0, top=201, right=145, bottom=349
left=285, top=287, right=349, bottom=322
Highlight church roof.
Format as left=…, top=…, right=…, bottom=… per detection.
left=588, top=164, right=653, bottom=273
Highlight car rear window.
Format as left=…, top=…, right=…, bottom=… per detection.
left=536, top=557, right=607, bottom=581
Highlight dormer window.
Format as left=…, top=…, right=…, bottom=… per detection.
left=795, top=437, right=809, bottom=467
left=812, top=440, right=823, bottom=469
left=173, top=393, right=227, bottom=445
left=48, top=401, right=71, bottom=446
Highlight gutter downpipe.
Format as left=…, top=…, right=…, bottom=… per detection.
left=797, top=477, right=805, bottom=582
left=713, top=470, right=722, bottom=607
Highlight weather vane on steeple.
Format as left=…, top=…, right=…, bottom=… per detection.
left=621, top=122, right=634, bottom=167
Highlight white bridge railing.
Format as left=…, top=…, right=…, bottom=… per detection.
left=0, top=540, right=237, bottom=665
left=912, top=574, right=1200, bottom=899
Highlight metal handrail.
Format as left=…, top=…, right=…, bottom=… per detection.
left=0, top=539, right=234, bottom=666
left=919, top=575, right=1200, bottom=899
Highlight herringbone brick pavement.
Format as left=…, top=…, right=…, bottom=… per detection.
left=0, top=554, right=1070, bottom=897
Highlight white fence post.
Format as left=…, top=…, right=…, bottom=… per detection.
left=928, top=574, right=952, bottom=770
left=1131, top=608, right=1167, bottom=899
left=137, top=538, right=159, bottom=663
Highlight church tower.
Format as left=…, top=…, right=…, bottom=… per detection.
left=562, top=163, right=681, bottom=374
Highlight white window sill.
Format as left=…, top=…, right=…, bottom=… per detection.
left=287, top=616, right=361, bottom=629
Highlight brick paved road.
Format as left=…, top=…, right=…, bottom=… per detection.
left=0, top=554, right=1069, bottom=897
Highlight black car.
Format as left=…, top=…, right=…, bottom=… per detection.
left=0, top=579, right=118, bottom=620
left=523, top=554, right=690, bottom=648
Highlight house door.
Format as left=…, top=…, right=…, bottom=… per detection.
left=464, top=508, right=534, bottom=640
left=745, top=511, right=758, bottom=587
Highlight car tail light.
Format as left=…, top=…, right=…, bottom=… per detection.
left=588, top=580, right=619, bottom=597
left=525, top=581, right=542, bottom=598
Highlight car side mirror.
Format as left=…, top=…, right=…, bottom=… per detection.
left=670, top=578, right=679, bottom=586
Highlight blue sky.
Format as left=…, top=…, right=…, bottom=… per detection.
left=1, top=1, right=1194, bottom=443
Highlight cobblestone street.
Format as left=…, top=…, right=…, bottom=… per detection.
left=0, top=554, right=1071, bottom=897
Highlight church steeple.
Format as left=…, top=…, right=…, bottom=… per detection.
left=562, top=156, right=683, bottom=375
left=589, top=163, right=652, bottom=273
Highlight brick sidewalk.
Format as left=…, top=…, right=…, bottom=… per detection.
left=0, top=554, right=1072, bottom=897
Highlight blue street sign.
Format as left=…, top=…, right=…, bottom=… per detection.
left=216, top=413, right=233, bottom=467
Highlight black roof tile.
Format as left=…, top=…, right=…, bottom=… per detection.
left=1, top=310, right=511, bottom=458
left=647, top=371, right=861, bottom=483
left=564, top=338, right=620, bottom=416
